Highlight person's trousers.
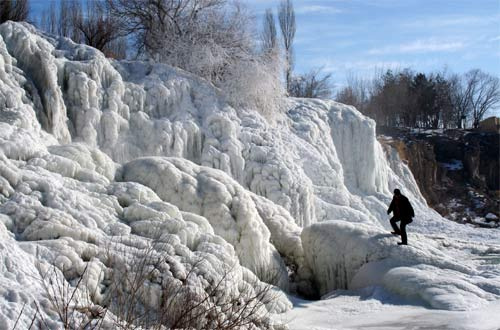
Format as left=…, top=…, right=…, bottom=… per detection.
left=390, top=216, right=408, bottom=244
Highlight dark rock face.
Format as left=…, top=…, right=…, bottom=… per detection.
left=378, top=127, right=499, bottom=227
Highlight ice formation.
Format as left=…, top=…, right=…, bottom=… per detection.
left=0, top=22, right=499, bottom=328
left=302, top=221, right=500, bottom=310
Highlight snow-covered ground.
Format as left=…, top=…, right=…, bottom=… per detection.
left=0, top=22, right=499, bottom=329
left=282, top=291, right=500, bottom=330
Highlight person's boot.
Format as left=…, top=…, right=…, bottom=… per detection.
left=391, top=231, right=400, bottom=235
left=397, top=242, right=407, bottom=245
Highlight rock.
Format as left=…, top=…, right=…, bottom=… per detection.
left=378, top=127, right=499, bottom=226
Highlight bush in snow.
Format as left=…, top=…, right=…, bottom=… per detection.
left=288, top=67, right=333, bottom=99
left=32, top=234, right=282, bottom=329
left=221, top=50, right=284, bottom=118
left=38, top=264, right=106, bottom=329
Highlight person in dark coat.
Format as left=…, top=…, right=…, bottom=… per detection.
left=387, top=189, right=414, bottom=245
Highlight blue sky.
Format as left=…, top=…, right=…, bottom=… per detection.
left=245, top=0, right=500, bottom=89
left=30, top=0, right=499, bottom=91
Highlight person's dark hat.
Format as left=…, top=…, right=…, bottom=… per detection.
left=393, top=189, right=401, bottom=195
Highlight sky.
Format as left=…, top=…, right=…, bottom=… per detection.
left=244, top=0, right=500, bottom=90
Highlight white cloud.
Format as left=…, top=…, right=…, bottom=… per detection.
left=368, top=39, right=466, bottom=55
left=295, top=5, right=342, bottom=14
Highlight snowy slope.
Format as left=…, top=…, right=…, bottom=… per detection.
left=0, top=22, right=499, bottom=329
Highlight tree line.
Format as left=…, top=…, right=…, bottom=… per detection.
left=336, top=68, right=500, bottom=129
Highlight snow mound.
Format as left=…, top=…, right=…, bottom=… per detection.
left=118, top=156, right=308, bottom=288
left=302, top=221, right=500, bottom=310
left=0, top=139, right=292, bottom=328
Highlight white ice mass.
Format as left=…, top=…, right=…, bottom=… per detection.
left=0, top=22, right=499, bottom=329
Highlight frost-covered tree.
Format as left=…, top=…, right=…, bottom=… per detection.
left=0, top=0, right=29, bottom=24
left=106, top=0, right=284, bottom=116
left=222, top=51, right=283, bottom=116
left=278, top=0, right=296, bottom=94
left=261, top=8, right=277, bottom=53
left=106, top=0, right=247, bottom=79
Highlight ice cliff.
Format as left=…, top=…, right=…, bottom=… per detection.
left=0, top=22, right=499, bottom=328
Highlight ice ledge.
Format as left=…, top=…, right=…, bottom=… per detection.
left=301, top=220, right=499, bottom=310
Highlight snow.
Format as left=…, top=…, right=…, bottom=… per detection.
left=118, top=156, right=294, bottom=288
left=281, top=291, right=500, bottom=330
left=0, top=21, right=499, bottom=328
left=486, top=213, right=498, bottom=220
left=302, top=221, right=499, bottom=310
left=473, top=217, right=499, bottom=228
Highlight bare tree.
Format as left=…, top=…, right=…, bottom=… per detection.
left=336, top=86, right=357, bottom=106
left=278, top=0, right=296, bottom=93
left=39, top=1, right=57, bottom=35
left=58, top=0, right=71, bottom=38
left=367, top=69, right=415, bottom=127
left=0, top=0, right=29, bottom=24
left=106, top=36, right=128, bottom=59
left=39, top=264, right=106, bottom=329
left=335, top=67, right=498, bottom=129
left=289, top=67, right=333, bottom=99
left=68, top=1, right=83, bottom=43
left=103, top=236, right=279, bottom=329
left=48, top=0, right=82, bottom=43
left=464, top=69, right=500, bottom=128
left=39, top=0, right=124, bottom=59
left=449, top=73, right=473, bottom=128
left=73, top=1, right=121, bottom=55
left=261, top=8, right=277, bottom=53
left=40, top=1, right=80, bottom=41
left=336, top=72, right=371, bottom=113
